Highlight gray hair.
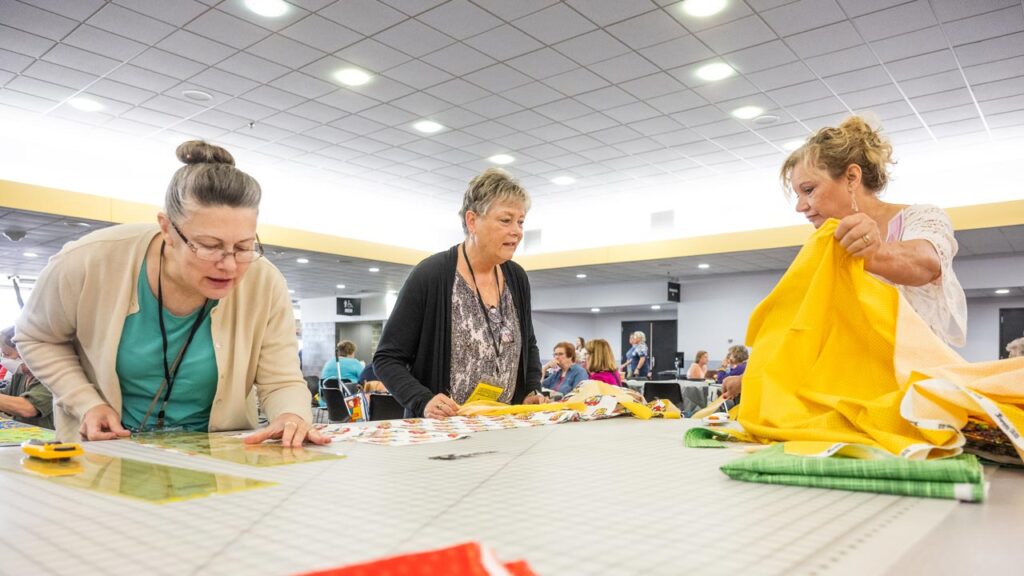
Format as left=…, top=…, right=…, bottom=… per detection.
left=632, top=331, right=646, bottom=344
left=165, top=140, right=261, bottom=223
left=728, top=345, right=749, bottom=364
left=1008, top=337, right=1024, bottom=358
left=458, top=168, right=531, bottom=234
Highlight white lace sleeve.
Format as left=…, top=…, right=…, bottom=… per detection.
left=896, top=204, right=968, bottom=347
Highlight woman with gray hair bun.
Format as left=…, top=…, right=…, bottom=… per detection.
left=16, top=141, right=326, bottom=447
left=374, top=168, right=546, bottom=418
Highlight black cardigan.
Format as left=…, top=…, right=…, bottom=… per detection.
left=373, top=245, right=541, bottom=417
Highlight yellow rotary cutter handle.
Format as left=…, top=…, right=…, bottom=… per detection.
left=21, top=439, right=84, bottom=461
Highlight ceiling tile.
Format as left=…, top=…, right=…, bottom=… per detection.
left=418, top=0, right=502, bottom=40
left=566, top=0, right=657, bottom=27
left=852, top=0, right=937, bottom=42
left=502, top=82, right=564, bottom=108
left=506, top=47, right=577, bottom=79
left=804, top=44, right=875, bottom=76
left=954, top=32, right=1024, bottom=67
left=761, top=0, right=845, bottom=36
left=316, top=87, right=380, bottom=113
left=464, top=63, right=532, bottom=92
left=514, top=3, right=597, bottom=45
left=248, top=34, right=325, bottom=68
left=425, top=78, right=489, bottom=105
left=695, top=15, right=777, bottom=53
left=216, top=51, right=290, bottom=83
left=590, top=52, right=659, bottom=84
left=470, top=0, right=559, bottom=21
left=185, top=9, right=270, bottom=49
left=64, top=24, right=147, bottom=61
left=606, top=8, right=687, bottom=50
left=619, top=72, right=687, bottom=99
left=0, top=1, right=77, bottom=40
left=22, top=0, right=104, bottom=21
left=375, top=18, right=453, bottom=58
left=534, top=98, right=594, bottom=121
left=0, top=24, right=55, bottom=58
left=359, top=103, right=417, bottom=126
left=336, top=38, right=413, bottom=72
left=6, top=75, right=77, bottom=101
left=390, top=90, right=450, bottom=115
left=157, top=30, right=235, bottom=65
left=464, top=24, right=544, bottom=61
left=191, top=67, right=260, bottom=96
left=111, top=0, right=207, bottom=26
left=930, top=0, right=1020, bottom=22
left=215, top=97, right=278, bottom=121
left=724, top=40, right=798, bottom=74
left=575, top=85, right=637, bottom=110
left=385, top=59, right=453, bottom=89
left=746, top=61, right=816, bottom=91
left=944, top=5, right=1024, bottom=46
left=885, top=49, right=958, bottom=81
left=637, top=35, right=714, bottom=70
left=420, top=42, right=496, bottom=76
left=825, top=65, right=891, bottom=93
left=554, top=30, right=631, bottom=67
left=280, top=14, right=363, bottom=53
left=870, top=26, right=947, bottom=61
left=785, top=21, right=862, bottom=58
left=22, top=60, right=97, bottom=89
left=462, top=94, right=523, bottom=117
left=542, top=67, right=610, bottom=96
left=244, top=84, right=307, bottom=109
left=41, top=43, right=119, bottom=76
left=319, top=0, right=406, bottom=36
left=380, top=0, right=448, bottom=16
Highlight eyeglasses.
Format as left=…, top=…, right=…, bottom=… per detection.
left=171, top=221, right=264, bottom=263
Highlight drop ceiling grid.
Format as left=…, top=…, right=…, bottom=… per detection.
left=2, top=0, right=1023, bottom=208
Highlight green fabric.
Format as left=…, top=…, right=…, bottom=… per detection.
left=684, top=426, right=733, bottom=448
left=720, top=444, right=986, bottom=501
left=117, top=259, right=218, bottom=432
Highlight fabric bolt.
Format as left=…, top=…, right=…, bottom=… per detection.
left=117, top=258, right=218, bottom=432
left=721, top=444, right=985, bottom=501
left=449, top=273, right=521, bottom=404
left=298, top=542, right=537, bottom=576
left=727, top=219, right=1024, bottom=460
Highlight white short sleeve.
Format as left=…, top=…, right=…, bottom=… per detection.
left=895, top=204, right=967, bottom=347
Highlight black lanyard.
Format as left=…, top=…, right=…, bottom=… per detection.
left=155, top=241, right=209, bottom=428
left=462, top=242, right=503, bottom=363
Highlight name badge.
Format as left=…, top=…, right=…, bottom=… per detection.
left=466, top=381, right=504, bottom=403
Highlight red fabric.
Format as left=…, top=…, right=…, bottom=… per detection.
left=297, top=542, right=534, bottom=576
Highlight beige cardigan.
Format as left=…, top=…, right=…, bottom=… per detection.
left=16, top=223, right=311, bottom=441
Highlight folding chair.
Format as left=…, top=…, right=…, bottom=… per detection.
left=641, top=381, right=685, bottom=410
left=367, top=393, right=406, bottom=421
left=320, top=378, right=351, bottom=423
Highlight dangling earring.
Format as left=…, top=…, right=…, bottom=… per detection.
left=850, top=186, right=859, bottom=213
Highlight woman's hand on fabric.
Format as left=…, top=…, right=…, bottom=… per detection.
left=835, top=212, right=882, bottom=260
left=424, top=393, right=460, bottom=419
left=524, top=391, right=548, bottom=405
left=244, top=413, right=330, bottom=447
left=721, top=375, right=742, bottom=400
left=79, top=404, right=132, bottom=441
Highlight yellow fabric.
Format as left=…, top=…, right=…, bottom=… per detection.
left=457, top=381, right=681, bottom=420
left=732, top=219, right=1024, bottom=460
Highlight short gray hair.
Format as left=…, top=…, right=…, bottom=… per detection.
left=632, top=331, right=646, bottom=344
left=458, top=168, right=531, bottom=234
left=165, top=140, right=261, bottom=223
left=1008, top=337, right=1024, bottom=358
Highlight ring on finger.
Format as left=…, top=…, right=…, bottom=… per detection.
left=861, top=234, right=871, bottom=246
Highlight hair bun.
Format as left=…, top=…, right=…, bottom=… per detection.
left=176, top=140, right=235, bottom=166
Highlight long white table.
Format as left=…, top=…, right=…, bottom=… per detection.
left=0, top=418, right=1020, bottom=575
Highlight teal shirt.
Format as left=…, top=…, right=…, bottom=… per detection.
left=320, top=357, right=363, bottom=383
left=116, top=259, right=218, bottom=432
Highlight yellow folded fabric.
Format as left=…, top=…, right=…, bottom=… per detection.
left=457, top=381, right=681, bottom=420
left=731, top=219, right=1024, bottom=460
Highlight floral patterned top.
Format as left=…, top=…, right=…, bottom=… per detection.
left=883, top=204, right=967, bottom=347
left=449, top=272, right=521, bottom=404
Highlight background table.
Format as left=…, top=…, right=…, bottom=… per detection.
left=0, top=418, right=1020, bottom=575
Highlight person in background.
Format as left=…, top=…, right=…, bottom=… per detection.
left=717, top=345, right=749, bottom=384
left=687, top=350, right=709, bottom=380
left=575, top=336, right=589, bottom=370
left=321, top=339, right=363, bottom=383
left=15, top=141, right=324, bottom=446
left=374, top=169, right=545, bottom=418
left=586, top=339, right=622, bottom=386
left=1007, top=337, right=1024, bottom=358
left=357, top=362, right=388, bottom=393
left=541, top=342, right=588, bottom=395
left=0, top=326, right=54, bottom=428
left=621, top=331, right=651, bottom=380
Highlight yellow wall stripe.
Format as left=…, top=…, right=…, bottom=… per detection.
left=3, top=179, right=1022, bottom=270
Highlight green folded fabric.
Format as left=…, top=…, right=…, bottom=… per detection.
left=684, top=427, right=733, bottom=448
left=720, top=444, right=986, bottom=501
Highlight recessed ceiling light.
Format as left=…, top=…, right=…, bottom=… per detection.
left=651, top=305, right=662, bottom=310
left=488, top=154, right=515, bottom=165
left=296, top=258, right=309, bottom=264
left=413, top=120, right=444, bottom=133
left=68, top=97, right=103, bottom=112
left=695, top=62, right=734, bottom=82
left=576, top=273, right=587, bottom=279
left=336, top=284, right=346, bottom=289
left=590, top=308, right=601, bottom=313
left=681, top=0, right=727, bottom=17
left=697, top=263, right=710, bottom=269
left=731, top=106, right=764, bottom=119
left=288, top=289, right=295, bottom=294
left=551, top=176, right=575, bottom=185
left=782, top=139, right=804, bottom=151
left=244, top=0, right=289, bottom=17
left=995, top=289, right=1010, bottom=295
left=753, top=114, right=779, bottom=125
left=22, top=252, right=38, bottom=258
left=369, top=267, right=380, bottom=272
left=334, top=68, right=371, bottom=86
left=182, top=89, right=213, bottom=101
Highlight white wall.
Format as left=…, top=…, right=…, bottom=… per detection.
left=962, top=297, right=1024, bottom=362
left=531, top=309, right=678, bottom=363
left=299, top=294, right=388, bottom=323
left=531, top=280, right=670, bottom=311
left=676, top=271, right=783, bottom=365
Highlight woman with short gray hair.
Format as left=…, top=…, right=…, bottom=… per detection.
left=375, top=169, right=545, bottom=418
left=16, top=141, right=325, bottom=446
